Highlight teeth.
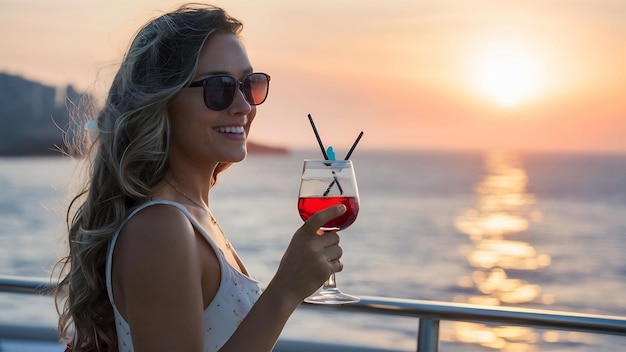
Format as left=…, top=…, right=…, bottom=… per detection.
left=215, top=126, right=244, bottom=133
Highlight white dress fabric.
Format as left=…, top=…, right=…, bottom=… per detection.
left=105, top=200, right=261, bottom=352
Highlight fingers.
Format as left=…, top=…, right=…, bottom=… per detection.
left=330, top=259, right=344, bottom=273
left=301, top=204, right=346, bottom=234
left=300, top=206, right=344, bottom=274
left=277, top=205, right=347, bottom=298
left=273, top=210, right=348, bottom=300
left=321, top=237, right=343, bottom=275
left=317, top=230, right=340, bottom=248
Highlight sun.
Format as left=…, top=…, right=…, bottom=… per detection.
left=469, top=41, right=545, bottom=107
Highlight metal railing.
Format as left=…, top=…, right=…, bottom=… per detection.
left=2, top=274, right=626, bottom=351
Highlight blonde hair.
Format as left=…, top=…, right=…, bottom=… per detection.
left=54, top=4, right=242, bottom=351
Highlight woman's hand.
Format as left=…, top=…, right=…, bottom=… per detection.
left=270, top=204, right=347, bottom=303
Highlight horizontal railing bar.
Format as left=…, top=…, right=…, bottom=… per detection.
left=3, top=275, right=626, bottom=338
left=302, top=296, right=626, bottom=336
left=0, top=324, right=59, bottom=341
left=0, top=275, right=56, bottom=294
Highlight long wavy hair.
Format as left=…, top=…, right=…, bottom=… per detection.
left=54, top=4, right=243, bottom=351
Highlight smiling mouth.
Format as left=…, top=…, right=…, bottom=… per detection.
left=215, top=126, right=245, bottom=134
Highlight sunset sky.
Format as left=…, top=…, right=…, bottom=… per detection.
left=1, top=0, right=625, bottom=153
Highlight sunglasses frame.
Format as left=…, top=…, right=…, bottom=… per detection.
left=188, top=72, right=270, bottom=111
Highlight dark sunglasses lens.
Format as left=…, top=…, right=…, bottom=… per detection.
left=242, top=74, right=269, bottom=105
left=204, top=76, right=237, bottom=110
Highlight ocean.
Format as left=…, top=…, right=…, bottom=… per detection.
left=0, top=149, right=625, bottom=351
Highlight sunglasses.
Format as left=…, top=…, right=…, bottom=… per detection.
left=188, top=72, right=270, bottom=111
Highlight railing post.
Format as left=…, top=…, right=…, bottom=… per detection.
left=417, top=318, right=440, bottom=352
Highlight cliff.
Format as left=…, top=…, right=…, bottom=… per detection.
left=0, top=72, right=287, bottom=156
left=0, top=73, right=82, bottom=156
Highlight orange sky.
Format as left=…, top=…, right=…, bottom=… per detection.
left=1, top=0, right=625, bottom=153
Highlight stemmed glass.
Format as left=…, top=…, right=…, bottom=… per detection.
left=297, top=159, right=360, bottom=304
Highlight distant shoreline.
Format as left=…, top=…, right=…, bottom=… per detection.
left=0, top=140, right=289, bottom=157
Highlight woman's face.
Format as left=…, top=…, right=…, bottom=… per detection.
left=168, top=32, right=257, bottom=164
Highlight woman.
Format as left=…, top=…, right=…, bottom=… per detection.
left=55, top=4, right=346, bottom=351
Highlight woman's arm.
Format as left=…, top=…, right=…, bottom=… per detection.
left=219, top=204, right=346, bottom=352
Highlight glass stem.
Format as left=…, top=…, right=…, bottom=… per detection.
left=323, top=273, right=337, bottom=289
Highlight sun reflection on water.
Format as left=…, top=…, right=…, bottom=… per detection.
left=445, top=151, right=557, bottom=351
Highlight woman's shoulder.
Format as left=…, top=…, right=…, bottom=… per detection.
left=116, top=202, right=198, bottom=263
left=122, top=201, right=195, bottom=236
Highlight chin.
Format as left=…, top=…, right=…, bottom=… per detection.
left=233, top=153, right=247, bottom=162
left=224, top=147, right=247, bottom=163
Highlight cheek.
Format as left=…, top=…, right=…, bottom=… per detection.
left=168, top=93, right=214, bottom=133
left=168, top=101, right=203, bottom=144
left=168, top=89, right=208, bottom=120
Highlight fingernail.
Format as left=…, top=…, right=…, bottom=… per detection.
left=337, top=204, right=346, bottom=213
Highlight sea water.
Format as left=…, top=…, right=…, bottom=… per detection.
left=0, top=150, right=625, bottom=351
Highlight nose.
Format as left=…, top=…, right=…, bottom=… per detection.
left=228, top=81, right=252, bottom=114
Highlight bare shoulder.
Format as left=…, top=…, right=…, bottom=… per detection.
left=113, top=204, right=201, bottom=285
left=117, top=204, right=196, bottom=257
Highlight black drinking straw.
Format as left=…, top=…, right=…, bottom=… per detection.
left=307, top=114, right=344, bottom=195
left=308, top=114, right=329, bottom=160
left=322, top=131, right=364, bottom=196
left=344, top=131, right=364, bottom=160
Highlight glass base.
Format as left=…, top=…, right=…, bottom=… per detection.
left=304, top=287, right=360, bottom=305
